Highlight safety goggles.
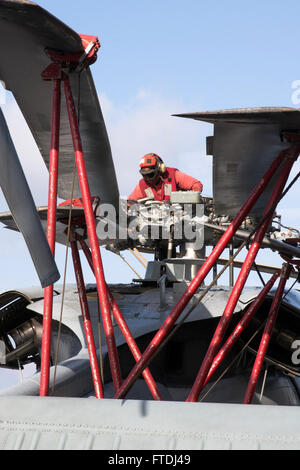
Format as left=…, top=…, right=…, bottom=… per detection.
left=140, top=166, right=157, bottom=180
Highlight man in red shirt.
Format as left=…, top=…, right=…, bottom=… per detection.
left=128, top=153, right=203, bottom=202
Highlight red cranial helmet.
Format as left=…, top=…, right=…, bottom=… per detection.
left=139, top=154, right=166, bottom=182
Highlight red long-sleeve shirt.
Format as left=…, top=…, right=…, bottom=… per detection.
left=128, top=170, right=203, bottom=200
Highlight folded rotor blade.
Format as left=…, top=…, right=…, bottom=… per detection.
left=174, top=107, right=298, bottom=219
left=0, top=0, right=120, bottom=209
left=0, top=108, right=60, bottom=287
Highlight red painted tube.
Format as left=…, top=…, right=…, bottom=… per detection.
left=63, top=77, right=122, bottom=393
left=107, top=290, right=163, bottom=401
left=70, top=239, right=104, bottom=398
left=78, top=237, right=162, bottom=400
left=40, top=79, right=61, bottom=397
left=204, top=271, right=280, bottom=387
left=187, top=157, right=295, bottom=402
left=243, top=263, right=292, bottom=404
left=114, top=147, right=295, bottom=399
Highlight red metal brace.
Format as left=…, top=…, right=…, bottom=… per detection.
left=39, top=34, right=119, bottom=397
left=186, top=152, right=298, bottom=402
left=78, top=236, right=163, bottom=401
left=243, top=263, right=292, bottom=404
left=63, top=75, right=122, bottom=392
left=203, top=271, right=280, bottom=387
left=40, top=65, right=62, bottom=397
left=114, top=143, right=298, bottom=400
left=70, top=232, right=104, bottom=398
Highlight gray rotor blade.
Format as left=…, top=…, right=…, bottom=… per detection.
left=0, top=108, right=60, bottom=287
left=0, top=0, right=119, bottom=209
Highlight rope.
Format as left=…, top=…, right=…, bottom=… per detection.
left=254, top=262, right=266, bottom=287
left=129, top=248, right=148, bottom=268
left=17, top=359, right=23, bottom=384
left=134, top=248, right=148, bottom=266
left=117, top=252, right=142, bottom=279
left=51, top=165, right=77, bottom=395
left=282, top=276, right=299, bottom=300
left=259, top=365, right=269, bottom=403
left=96, top=291, right=104, bottom=387
left=198, top=323, right=265, bottom=402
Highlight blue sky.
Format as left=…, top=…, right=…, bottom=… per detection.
left=1, top=0, right=300, bottom=385
left=35, top=0, right=300, bottom=109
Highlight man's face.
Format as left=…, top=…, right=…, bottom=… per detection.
left=140, top=165, right=160, bottom=185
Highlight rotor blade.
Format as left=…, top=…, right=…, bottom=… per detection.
left=0, top=0, right=119, bottom=209
left=0, top=108, right=60, bottom=287
left=174, top=107, right=300, bottom=219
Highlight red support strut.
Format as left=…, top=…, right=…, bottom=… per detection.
left=40, top=77, right=61, bottom=397
left=203, top=271, right=280, bottom=387
left=243, top=263, right=292, bottom=404
left=114, top=144, right=297, bottom=400
left=78, top=237, right=163, bottom=401
left=187, top=155, right=296, bottom=402
left=70, top=237, right=104, bottom=398
left=63, top=76, right=122, bottom=393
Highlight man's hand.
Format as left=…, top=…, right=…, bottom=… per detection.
left=127, top=199, right=137, bottom=209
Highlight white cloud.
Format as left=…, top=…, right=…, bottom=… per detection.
left=99, top=89, right=213, bottom=197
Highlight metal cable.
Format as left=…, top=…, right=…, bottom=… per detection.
left=254, top=262, right=266, bottom=287
left=51, top=73, right=81, bottom=395
left=198, top=323, right=265, bottom=402
left=117, top=252, right=142, bottom=279
left=283, top=276, right=299, bottom=300
left=96, top=291, right=104, bottom=387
